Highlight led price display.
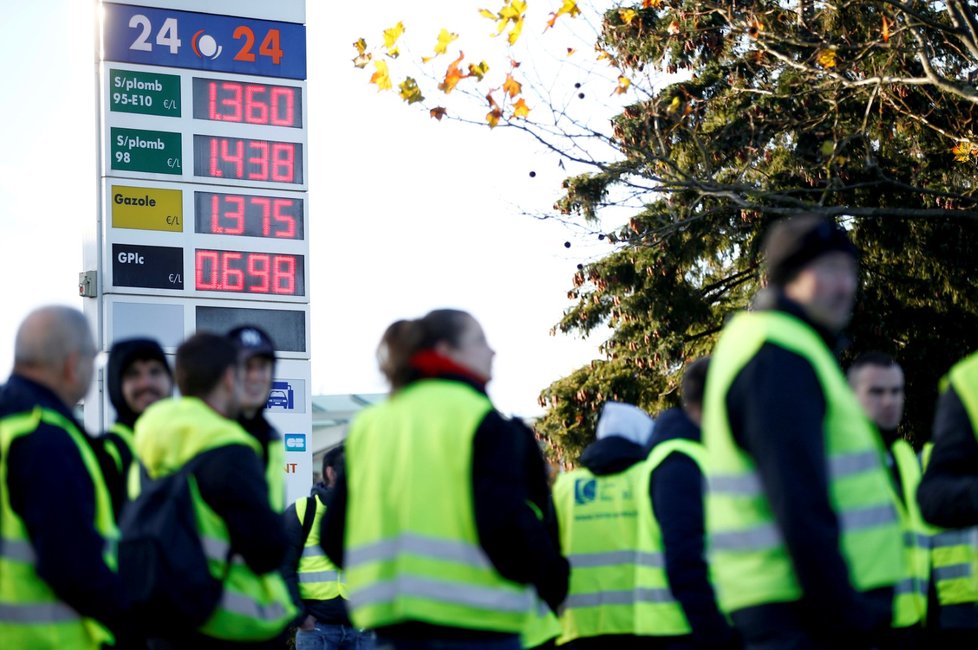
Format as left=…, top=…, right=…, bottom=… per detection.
left=196, top=249, right=304, bottom=296
left=193, top=78, right=302, bottom=127
left=194, top=135, right=302, bottom=184
left=196, top=192, right=303, bottom=239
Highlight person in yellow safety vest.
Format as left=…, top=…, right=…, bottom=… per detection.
left=227, top=325, right=287, bottom=513
left=0, top=305, right=129, bottom=649
left=645, top=358, right=741, bottom=650
left=553, top=401, right=698, bottom=649
left=702, top=216, right=907, bottom=648
left=847, top=352, right=929, bottom=647
left=282, top=444, right=374, bottom=649
left=319, top=309, right=570, bottom=650
left=917, top=351, right=978, bottom=647
left=96, top=337, right=174, bottom=520
left=135, top=332, right=297, bottom=649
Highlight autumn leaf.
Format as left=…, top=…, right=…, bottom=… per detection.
left=667, top=20, right=681, bottom=35
left=882, top=15, right=890, bottom=43
left=439, top=51, right=466, bottom=93
left=566, top=47, right=576, bottom=56
left=614, top=75, right=631, bottom=95
left=546, top=0, right=581, bottom=30
left=352, top=38, right=372, bottom=68
left=486, top=92, right=503, bottom=128
left=666, top=95, right=682, bottom=113
left=747, top=17, right=764, bottom=39
left=370, top=60, right=392, bottom=90
left=478, top=8, right=496, bottom=20
left=816, top=48, right=838, bottom=68
left=430, top=107, right=448, bottom=121
left=353, top=38, right=367, bottom=55
left=489, top=0, right=526, bottom=45
left=642, top=0, right=661, bottom=6
left=503, top=73, right=522, bottom=98
left=468, top=60, right=490, bottom=81
left=619, top=9, right=638, bottom=26
left=513, top=97, right=530, bottom=118
left=952, top=141, right=976, bottom=162
left=418, top=27, right=460, bottom=63
left=399, top=77, right=424, bottom=104
left=383, top=21, right=405, bottom=58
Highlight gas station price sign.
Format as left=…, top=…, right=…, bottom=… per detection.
left=193, top=78, right=302, bottom=127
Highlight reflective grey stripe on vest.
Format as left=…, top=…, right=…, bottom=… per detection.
left=828, top=450, right=881, bottom=480
left=568, top=550, right=664, bottom=569
left=221, top=590, right=288, bottom=621
left=902, top=531, right=930, bottom=550
left=202, top=536, right=230, bottom=563
left=350, top=576, right=531, bottom=613
left=839, top=504, right=897, bottom=532
left=933, top=563, right=973, bottom=581
left=564, top=588, right=677, bottom=608
left=348, top=535, right=490, bottom=571
left=710, top=523, right=782, bottom=552
left=298, top=570, right=340, bottom=583
left=708, top=473, right=762, bottom=496
left=0, top=601, right=81, bottom=624
left=894, top=578, right=928, bottom=597
left=0, top=539, right=36, bottom=564
left=932, top=529, right=978, bottom=548
left=301, top=546, right=326, bottom=559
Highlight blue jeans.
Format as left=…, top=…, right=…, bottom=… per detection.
left=373, top=636, right=522, bottom=650
left=296, top=622, right=376, bottom=650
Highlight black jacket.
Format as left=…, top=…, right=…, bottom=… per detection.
left=0, top=374, right=129, bottom=635
left=722, top=292, right=892, bottom=644
left=320, top=374, right=569, bottom=640
left=918, top=386, right=978, bottom=527
left=647, top=408, right=738, bottom=649
left=282, top=483, right=352, bottom=625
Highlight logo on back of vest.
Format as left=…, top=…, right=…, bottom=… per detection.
left=575, top=478, right=597, bottom=505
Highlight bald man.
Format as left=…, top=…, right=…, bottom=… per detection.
left=0, top=306, right=128, bottom=648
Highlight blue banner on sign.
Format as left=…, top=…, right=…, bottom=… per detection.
left=103, top=3, right=306, bottom=80
left=284, top=433, right=306, bottom=452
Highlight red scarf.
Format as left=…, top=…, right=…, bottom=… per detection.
left=408, top=349, right=488, bottom=388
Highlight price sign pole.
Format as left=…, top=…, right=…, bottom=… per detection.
left=86, top=0, right=313, bottom=505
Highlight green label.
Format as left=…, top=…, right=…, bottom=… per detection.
left=111, top=128, right=182, bottom=175
left=109, top=69, right=181, bottom=117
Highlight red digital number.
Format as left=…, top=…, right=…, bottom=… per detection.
left=271, top=143, right=295, bottom=183
left=247, top=254, right=270, bottom=293
left=197, top=250, right=299, bottom=294
left=247, top=140, right=269, bottom=181
left=272, top=198, right=296, bottom=238
left=270, top=87, right=294, bottom=127
left=273, top=255, right=295, bottom=295
left=244, top=85, right=268, bottom=124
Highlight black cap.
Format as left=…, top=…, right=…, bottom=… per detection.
left=227, top=325, right=276, bottom=362
left=763, top=216, right=858, bottom=286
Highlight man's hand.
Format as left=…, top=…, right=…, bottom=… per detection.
left=299, top=615, right=316, bottom=631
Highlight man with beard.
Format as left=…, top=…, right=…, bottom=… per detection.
left=282, top=444, right=372, bottom=650
left=100, top=337, right=174, bottom=518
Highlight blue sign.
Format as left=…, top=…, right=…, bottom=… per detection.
left=103, top=3, right=307, bottom=80
left=284, top=433, right=306, bottom=452
left=266, top=381, right=295, bottom=410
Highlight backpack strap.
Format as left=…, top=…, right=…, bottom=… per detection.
left=300, top=495, right=318, bottom=545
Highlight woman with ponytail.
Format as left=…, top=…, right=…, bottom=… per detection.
left=320, top=309, right=568, bottom=650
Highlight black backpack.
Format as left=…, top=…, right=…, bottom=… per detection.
left=118, top=455, right=225, bottom=634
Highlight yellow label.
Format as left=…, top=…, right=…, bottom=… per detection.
left=111, top=185, right=183, bottom=232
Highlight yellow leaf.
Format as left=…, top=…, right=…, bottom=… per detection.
left=820, top=141, right=835, bottom=157
left=546, top=0, right=581, bottom=30
left=513, top=97, right=530, bottom=118
left=353, top=38, right=367, bottom=56
left=438, top=51, right=466, bottom=93
left=817, top=48, right=837, bottom=68
left=387, top=46, right=400, bottom=59
left=486, top=91, right=503, bottom=128
left=952, top=141, right=974, bottom=162
left=642, top=0, right=662, bottom=7
left=430, top=107, right=448, bottom=120
left=434, top=28, right=459, bottom=55
left=666, top=95, right=681, bottom=113
left=615, top=75, right=631, bottom=95
left=508, top=16, right=525, bottom=45
left=882, top=15, right=890, bottom=43
left=468, top=60, right=490, bottom=81
left=399, top=77, right=424, bottom=104
left=619, top=9, right=638, bottom=25
left=503, top=73, right=522, bottom=98
left=479, top=8, right=497, bottom=19
left=383, top=22, right=405, bottom=49
left=370, top=60, right=392, bottom=91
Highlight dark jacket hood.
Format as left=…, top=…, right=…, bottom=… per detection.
left=647, top=407, right=700, bottom=452
left=311, top=481, right=331, bottom=503
left=107, top=338, right=171, bottom=429
left=579, top=436, right=649, bottom=476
